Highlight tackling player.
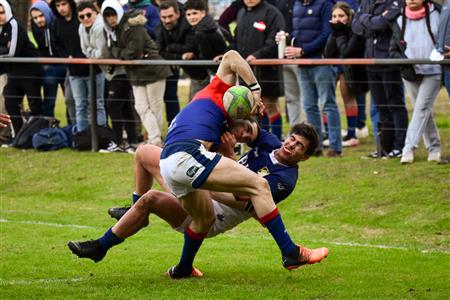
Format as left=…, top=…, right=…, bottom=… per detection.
left=68, top=122, right=327, bottom=277
left=151, top=49, right=329, bottom=278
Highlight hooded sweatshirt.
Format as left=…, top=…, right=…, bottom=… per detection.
left=30, top=0, right=58, bottom=57
left=101, top=0, right=171, bottom=86
left=50, top=0, right=90, bottom=76
left=0, top=0, right=43, bottom=76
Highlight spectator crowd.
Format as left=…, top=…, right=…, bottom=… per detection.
left=0, top=0, right=449, bottom=163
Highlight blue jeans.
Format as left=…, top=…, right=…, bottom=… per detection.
left=444, top=69, right=450, bottom=98
left=69, top=73, right=107, bottom=132
left=299, top=66, right=341, bottom=152
left=43, top=65, right=67, bottom=117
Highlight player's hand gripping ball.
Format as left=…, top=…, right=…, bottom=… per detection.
left=223, top=86, right=255, bottom=119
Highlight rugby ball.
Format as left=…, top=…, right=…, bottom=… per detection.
left=222, top=86, right=254, bottom=119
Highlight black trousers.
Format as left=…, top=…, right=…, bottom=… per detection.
left=367, top=70, right=408, bottom=152
left=5, top=74, right=43, bottom=134
left=106, top=75, right=138, bottom=144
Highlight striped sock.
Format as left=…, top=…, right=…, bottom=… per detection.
left=177, top=226, right=207, bottom=273
left=260, top=208, right=297, bottom=255
left=345, top=105, right=358, bottom=139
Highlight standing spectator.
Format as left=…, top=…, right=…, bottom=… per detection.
left=101, top=0, right=172, bottom=147
left=324, top=1, right=369, bottom=147
left=124, top=0, right=160, bottom=40
left=352, top=0, right=408, bottom=158
left=51, top=0, right=107, bottom=132
left=155, top=0, right=190, bottom=124
left=437, top=0, right=450, bottom=97
left=272, top=0, right=303, bottom=128
left=0, top=0, right=43, bottom=136
left=280, top=0, right=342, bottom=156
left=30, top=0, right=67, bottom=118
left=77, top=1, right=110, bottom=138
left=234, top=0, right=285, bottom=140
left=182, top=0, right=228, bottom=99
left=390, top=0, right=442, bottom=164
left=101, top=4, right=140, bottom=152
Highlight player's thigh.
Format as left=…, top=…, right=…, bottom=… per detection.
left=202, top=156, right=262, bottom=195
left=180, top=189, right=214, bottom=221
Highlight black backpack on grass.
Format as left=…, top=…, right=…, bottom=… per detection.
left=12, top=116, right=59, bottom=149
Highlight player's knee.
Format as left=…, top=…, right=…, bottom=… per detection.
left=253, top=177, right=271, bottom=197
left=135, top=192, right=158, bottom=213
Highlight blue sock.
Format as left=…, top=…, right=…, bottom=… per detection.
left=98, top=227, right=123, bottom=250
left=260, top=208, right=297, bottom=256
left=269, top=113, right=282, bottom=140
left=177, top=226, right=206, bottom=273
left=346, top=116, right=357, bottom=139
left=261, top=113, right=269, bottom=132
left=132, top=192, right=141, bottom=204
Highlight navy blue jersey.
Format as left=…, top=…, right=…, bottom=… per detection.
left=165, top=76, right=232, bottom=147
left=238, top=130, right=299, bottom=204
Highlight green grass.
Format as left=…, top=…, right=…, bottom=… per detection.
left=1, top=87, right=449, bottom=299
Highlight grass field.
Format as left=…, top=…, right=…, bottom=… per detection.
left=0, top=86, right=449, bottom=299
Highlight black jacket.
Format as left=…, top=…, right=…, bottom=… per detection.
left=324, top=24, right=369, bottom=95
left=352, top=0, right=402, bottom=70
left=234, top=1, right=285, bottom=97
left=0, top=18, right=43, bottom=76
left=193, top=15, right=228, bottom=60
left=156, top=16, right=195, bottom=60
left=50, top=0, right=90, bottom=76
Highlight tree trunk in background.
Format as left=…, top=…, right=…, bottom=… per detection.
left=11, top=0, right=31, bottom=25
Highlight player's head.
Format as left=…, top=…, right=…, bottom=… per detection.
left=229, top=118, right=259, bottom=144
left=277, top=123, right=319, bottom=165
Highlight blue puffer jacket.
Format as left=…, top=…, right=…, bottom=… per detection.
left=290, top=0, right=333, bottom=58
left=352, top=0, right=401, bottom=69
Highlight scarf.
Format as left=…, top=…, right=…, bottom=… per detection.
left=405, top=5, right=426, bottom=20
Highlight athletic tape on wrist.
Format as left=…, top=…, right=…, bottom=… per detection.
left=248, top=82, right=261, bottom=92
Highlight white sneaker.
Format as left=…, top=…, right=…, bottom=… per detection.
left=400, top=151, right=414, bottom=164
left=342, top=138, right=359, bottom=147
left=356, top=126, right=369, bottom=139
left=99, top=142, right=124, bottom=153
left=427, top=152, right=441, bottom=162
left=323, top=139, right=330, bottom=147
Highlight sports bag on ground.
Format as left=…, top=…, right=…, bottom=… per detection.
left=12, top=116, right=59, bottom=149
left=32, top=127, right=70, bottom=151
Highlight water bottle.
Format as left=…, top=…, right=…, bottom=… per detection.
left=278, top=31, right=286, bottom=59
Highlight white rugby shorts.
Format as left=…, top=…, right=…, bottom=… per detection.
left=174, top=200, right=252, bottom=237
left=160, top=140, right=221, bottom=198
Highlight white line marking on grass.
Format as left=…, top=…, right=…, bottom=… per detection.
left=0, top=277, right=85, bottom=286
left=322, top=241, right=450, bottom=254
left=0, top=218, right=97, bottom=229
left=224, top=234, right=450, bottom=254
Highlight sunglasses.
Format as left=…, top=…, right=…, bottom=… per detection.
left=78, top=12, right=92, bottom=20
